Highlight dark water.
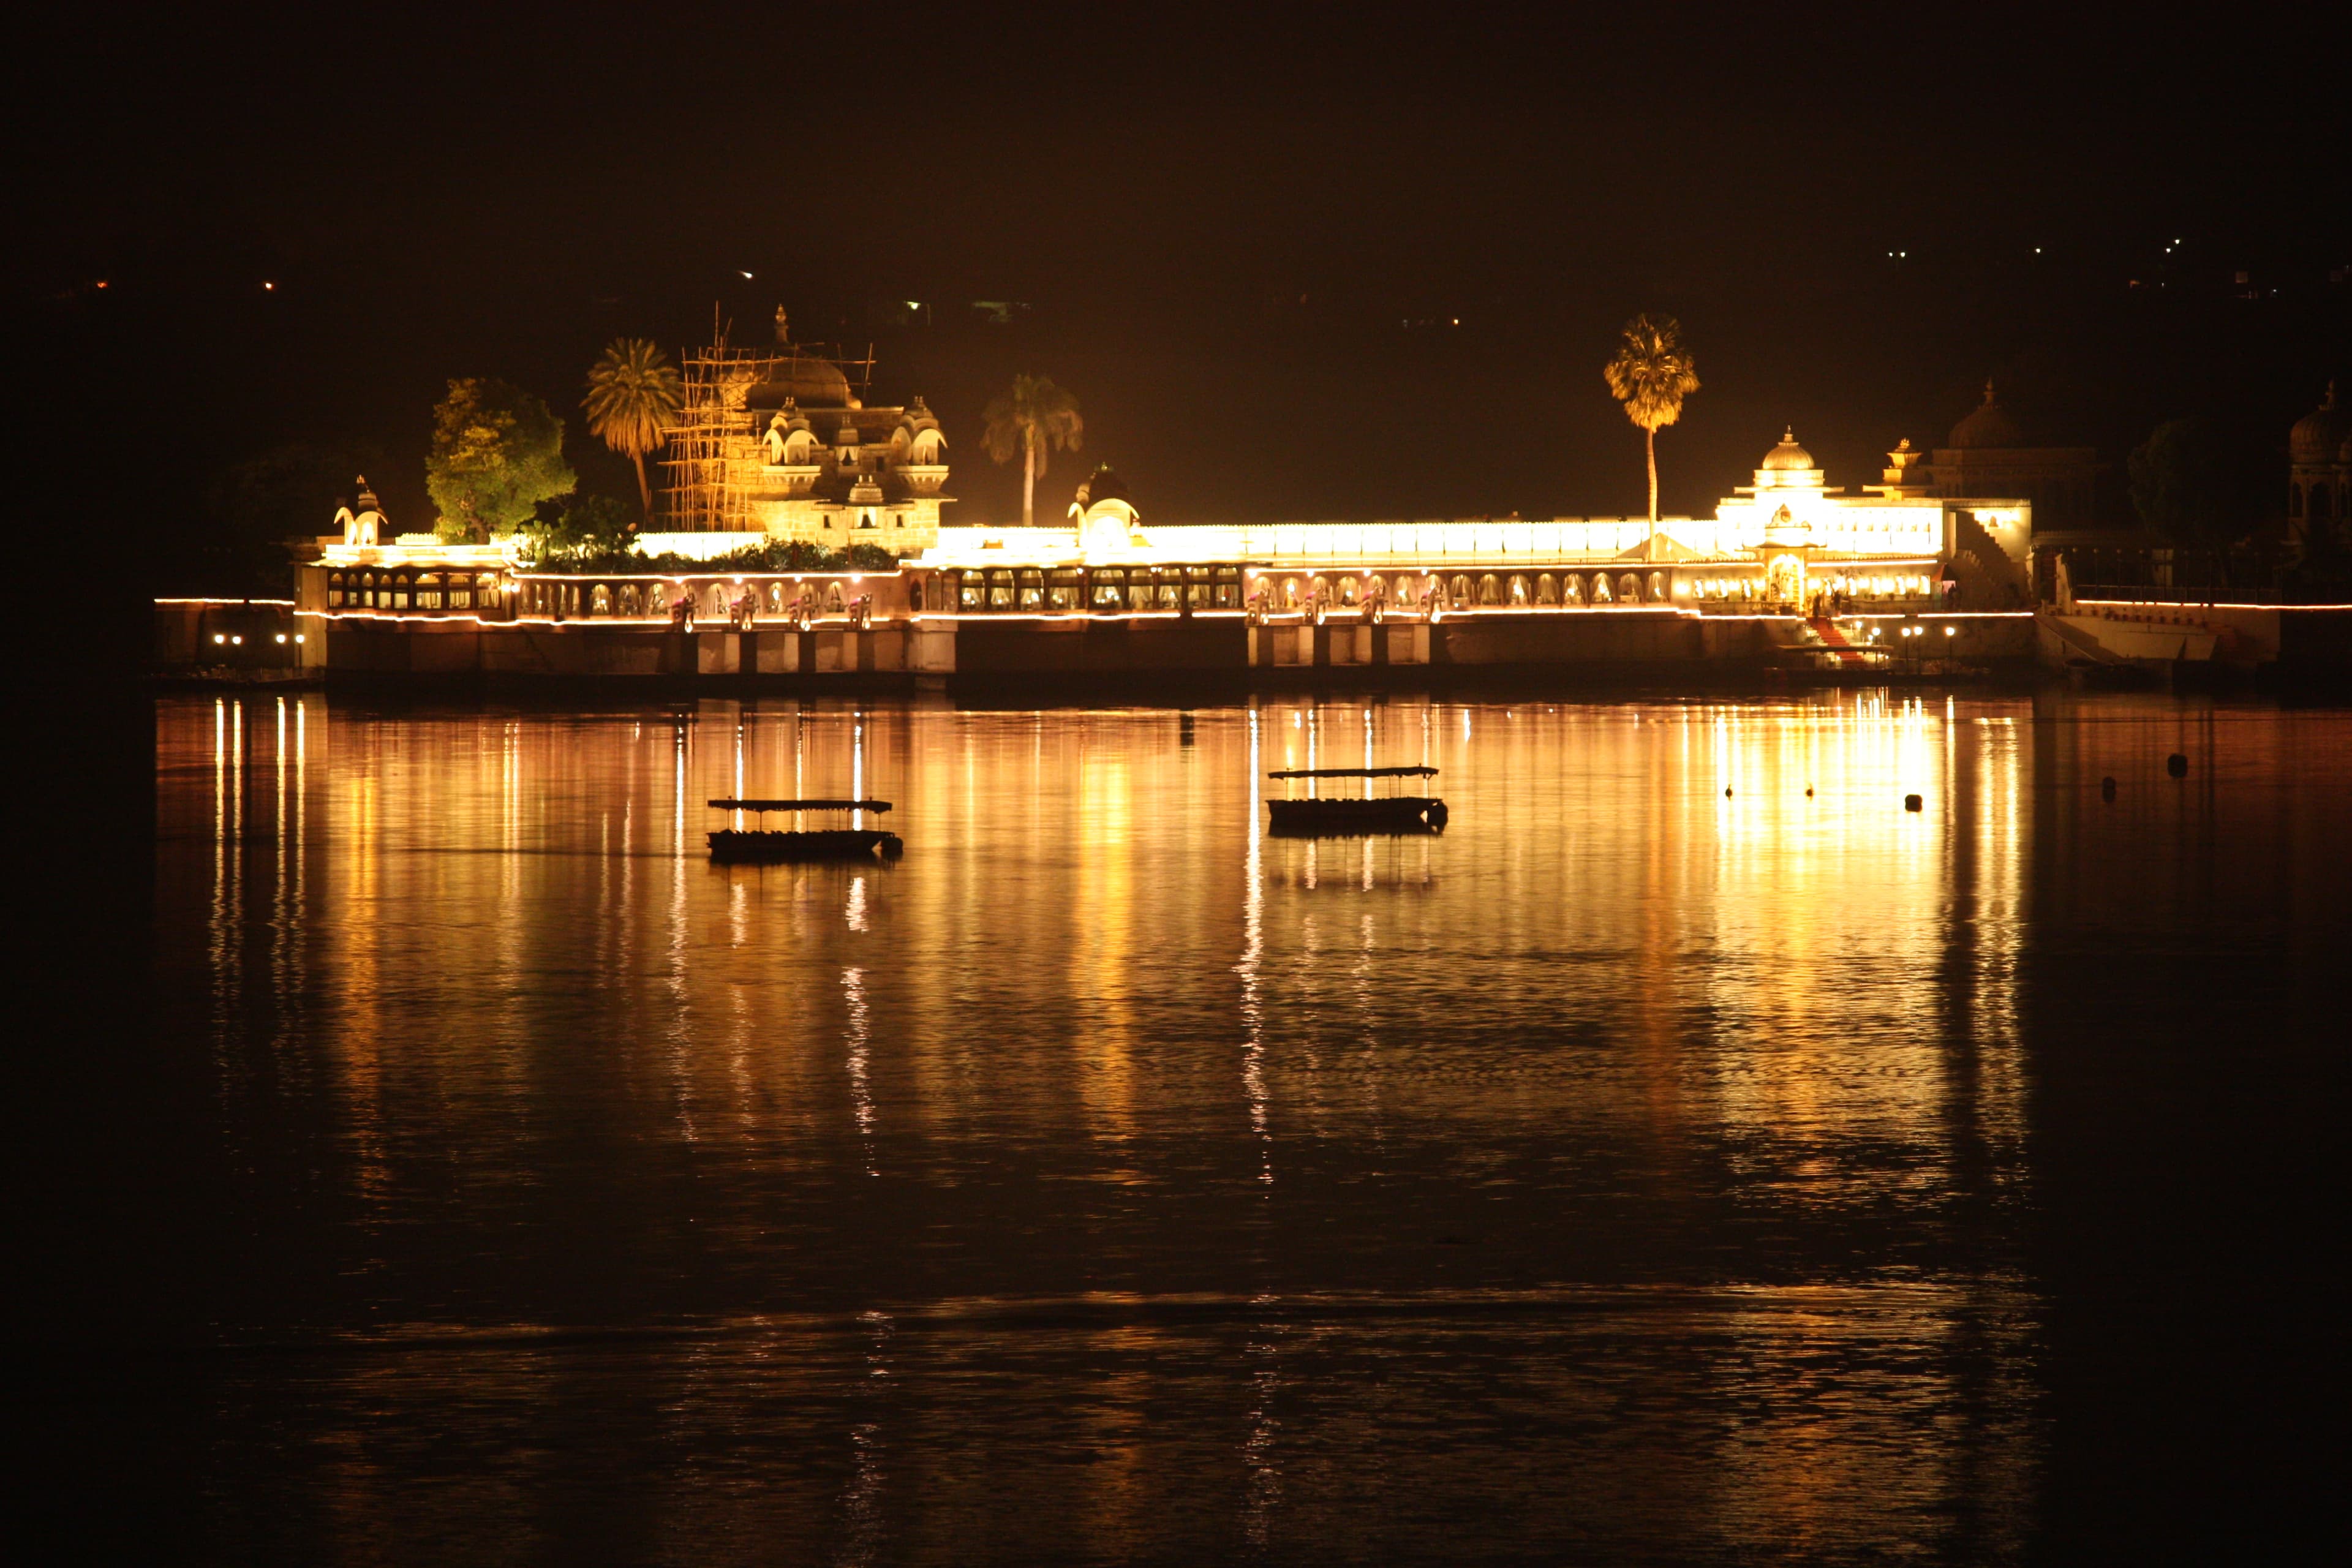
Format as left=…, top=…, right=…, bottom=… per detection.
left=96, top=693, right=2352, bottom=1560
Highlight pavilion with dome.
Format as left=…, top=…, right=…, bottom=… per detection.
left=1921, top=382, right=2101, bottom=529
left=2288, top=382, right=2351, bottom=540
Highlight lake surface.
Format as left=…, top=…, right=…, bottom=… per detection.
left=127, top=690, right=2345, bottom=1562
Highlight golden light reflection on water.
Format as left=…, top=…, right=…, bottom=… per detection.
left=167, top=688, right=2352, bottom=1560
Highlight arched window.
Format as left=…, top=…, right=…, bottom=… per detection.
left=2289, top=484, right=2304, bottom=518
left=1618, top=573, right=1642, bottom=603
left=1592, top=574, right=1612, bottom=604
left=2315, top=486, right=2334, bottom=522
left=1649, top=571, right=1667, bottom=602
left=1477, top=575, right=1500, bottom=605
left=768, top=582, right=788, bottom=613
left=1451, top=575, right=1472, bottom=605
left=1284, top=578, right=1302, bottom=609
left=1365, top=574, right=1386, bottom=605
left=826, top=582, right=847, bottom=614
left=390, top=574, right=411, bottom=610
left=327, top=573, right=345, bottom=608
left=449, top=574, right=473, bottom=610
left=1338, top=575, right=1359, bottom=606
left=1507, top=574, right=1529, bottom=604
left=1562, top=573, right=1583, bottom=605
left=1393, top=576, right=1417, bottom=608
left=1536, top=573, right=1557, bottom=605
left=589, top=584, right=611, bottom=616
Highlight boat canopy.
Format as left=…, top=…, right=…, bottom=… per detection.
left=1265, top=766, right=1438, bottom=780
left=707, top=797, right=894, bottom=812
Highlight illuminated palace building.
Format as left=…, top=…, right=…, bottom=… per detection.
left=910, top=429, right=2030, bottom=619
left=290, top=332, right=2046, bottom=677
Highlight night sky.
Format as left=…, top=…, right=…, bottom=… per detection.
left=13, top=6, right=2349, bottom=555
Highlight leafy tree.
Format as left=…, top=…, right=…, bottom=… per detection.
left=582, top=338, right=684, bottom=518
left=519, top=492, right=636, bottom=565
left=981, top=374, right=1084, bottom=527
left=1603, top=314, right=1701, bottom=523
left=2127, top=417, right=2241, bottom=545
left=427, top=378, right=575, bottom=542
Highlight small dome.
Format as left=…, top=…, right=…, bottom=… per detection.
left=1074, top=465, right=1133, bottom=510
left=1760, top=428, right=1815, bottom=471
left=2290, top=382, right=2347, bottom=464
left=1949, top=381, right=2024, bottom=449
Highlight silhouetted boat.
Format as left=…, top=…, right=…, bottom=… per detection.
left=707, top=798, right=903, bottom=862
left=1265, top=766, right=1447, bottom=837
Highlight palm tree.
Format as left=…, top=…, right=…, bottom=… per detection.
left=1603, top=314, right=1701, bottom=524
left=583, top=338, right=684, bottom=519
left=981, top=374, right=1084, bottom=527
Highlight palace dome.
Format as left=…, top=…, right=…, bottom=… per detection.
left=750, top=353, right=853, bottom=410
left=1760, top=428, right=1815, bottom=470
left=1948, top=382, right=2024, bottom=449
left=2290, top=382, right=2346, bottom=464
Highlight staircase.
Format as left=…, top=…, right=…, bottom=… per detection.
left=1807, top=617, right=1870, bottom=666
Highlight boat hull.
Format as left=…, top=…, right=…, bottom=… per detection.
left=1266, top=796, right=1447, bottom=837
left=708, top=829, right=903, bottom=863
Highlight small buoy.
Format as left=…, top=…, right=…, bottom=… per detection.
left=2100, top=776, right=2117, bottom=801
left=1724, top=786, right=1733, bottom=798
left=2167, top=753, right=2188, bottom=778
left=1805, top=786, right=1814, bottom=797
left=1904, top=793, right=1923, bottom=812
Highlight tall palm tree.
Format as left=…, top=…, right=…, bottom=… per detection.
left=583, top=337, right=685, bottom=519
left=1603, top=314, right=1701, bottom=524
left=981, top=374, right=1084, bottom=527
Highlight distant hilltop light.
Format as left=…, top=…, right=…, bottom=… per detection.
left=262, top=280, right=275, bottom=291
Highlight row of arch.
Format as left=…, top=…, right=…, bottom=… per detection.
left=939, top=567, right=1247, bottom=613
left=326, top=570, right=502, bottom=611
left=1271, top=570, right=1672, bottom=611
left=521, top=579, right=858, bottom=621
